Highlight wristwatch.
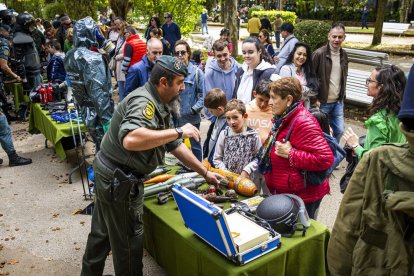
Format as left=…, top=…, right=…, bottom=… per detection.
left=175, top=127, right=183, bottom=139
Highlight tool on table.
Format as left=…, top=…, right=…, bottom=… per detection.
left=157, top=192, right=172, bottom=205
left=144, top=176, right=204, bottom=197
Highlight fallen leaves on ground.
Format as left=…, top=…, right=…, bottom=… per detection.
left=72, top=209, right=83, bottom=215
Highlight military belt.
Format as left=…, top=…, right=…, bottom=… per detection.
left=97, top=151, right=144, bottom=179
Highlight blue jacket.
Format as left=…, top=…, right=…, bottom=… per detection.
left=201, top=13, right=208, bottom=24
left=162, top=22, right=181, bottom=52
left=125, top=54, right=153, bottom=94
left=47, top=52, right=66, bottom=82
left=174, top=62, right=205, bottom=126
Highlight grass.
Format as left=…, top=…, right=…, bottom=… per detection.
left=342, top=42, right=414, bottom=54
left=346, top=26, right=414, bottom=36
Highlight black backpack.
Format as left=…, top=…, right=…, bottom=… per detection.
left=285, top=115, right=345, bottom=187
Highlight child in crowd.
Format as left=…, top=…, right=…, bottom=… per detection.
left=45, top=39, right=66, bottom=83
left=246, top=79, right=273, bottom=144
left=203, top=88, right=228, bottom=165
left=213, top=99, right=262, bottom=179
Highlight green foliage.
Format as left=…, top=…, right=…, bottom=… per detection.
left=248, top=4, right=264, bottom=18
left=131, top=0, right=204, bottom=36
left=251, top=10, right=297, bottom=25
left=295, top=20, right=331, bottom=52
left=42, top=2, right=65, bottom=20
left=8, top=0, right=44, bottom=18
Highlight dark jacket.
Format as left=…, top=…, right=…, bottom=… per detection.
left=162, top=22, right=181, bottom=52
left=312, top=44, right=348, bottom=103
left=260, top=18, right=272, bottom=31
left=47, top=52, right=66, bottom=82
left=125, top=54, right=153, bottom=94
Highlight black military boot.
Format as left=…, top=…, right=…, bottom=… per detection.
left=8, top=152, right=32, bottom=167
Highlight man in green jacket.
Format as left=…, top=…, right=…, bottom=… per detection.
left=81, top=55, right=222, bottom=276
left=327, top=64, right=414, bottom=275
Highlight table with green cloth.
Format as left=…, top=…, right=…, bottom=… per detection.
left=28, top=103, right=86, bottom=160
left=144, top=195, right=330, bottom=276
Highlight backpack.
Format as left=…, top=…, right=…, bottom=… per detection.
left=285, top=115, right=346, bottom=187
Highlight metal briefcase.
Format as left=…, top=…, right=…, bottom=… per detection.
left=171, top=184, right=282, bottom=265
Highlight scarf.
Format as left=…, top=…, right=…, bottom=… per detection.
left=257, top=101, right=300, bottom=174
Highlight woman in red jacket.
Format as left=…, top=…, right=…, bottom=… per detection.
left=258, top=77, right=334, bottom=219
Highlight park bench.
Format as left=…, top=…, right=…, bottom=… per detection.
left=345, top=68, right=373, bottom=106
left=382, top=22, right=410, bottom=36
left=343, top=48, right=390, bottom=67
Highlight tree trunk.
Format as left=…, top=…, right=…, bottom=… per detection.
left=224, top=0, right=239, bottom=57
left=331, top=0, right=339, bottom=23
left=372, top=0, right=387, bottom=46
left=64, top=0, right=95, bottom=20
left=399, top=0, right=410, bottom=22
left=108, top=0, right=131, bottom=20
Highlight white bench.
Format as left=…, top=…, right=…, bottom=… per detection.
left=344, top=48, right=390, bottom=67
left=382, top=22, right=410, bottom=36
left=345, top=69, right=373, bottom=106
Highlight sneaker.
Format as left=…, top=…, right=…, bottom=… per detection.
left=9, top=155, right=32, bottom=167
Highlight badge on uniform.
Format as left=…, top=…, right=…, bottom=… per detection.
left=143, top=101, right=155, bottom=120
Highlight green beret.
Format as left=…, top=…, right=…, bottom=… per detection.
left=155, top=55, right=188, bottom=77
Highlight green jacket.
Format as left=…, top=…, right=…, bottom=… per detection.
left=100, top=82, right=181, bottom=174
left=328, top=123, right=414, bottom=275
left=354, top=109, right=406, bottom=160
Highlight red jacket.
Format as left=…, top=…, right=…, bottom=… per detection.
left=124, top=34, right=146, bottom=69
left=264, top=102, right=334, bottom=203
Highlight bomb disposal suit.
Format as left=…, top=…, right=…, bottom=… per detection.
left=64, top=17, right=113, bottom=150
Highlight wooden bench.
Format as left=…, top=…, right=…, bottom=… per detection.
left=345, top=69, right=373, bottom=106
left=382, top=22, right=410, bottom=36
left=344, top=48, right=390, bottom=67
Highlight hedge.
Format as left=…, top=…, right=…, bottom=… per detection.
left=294, top=20, right=331, bottom=52
left=43, top=3, right=66, bottom=21
left=251, top=10, right=297, bottom=25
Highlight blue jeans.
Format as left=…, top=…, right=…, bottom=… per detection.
left=189, top=123, right=202, bottom=161
left=0, top=113, right=15, bottom=155
left=320, top=101, right=345, bottom=143
left=117, top=81, right=126, bottom=102
left=275, top=31, right=281, bottom=48
left=201, top=23, right=208, bottom=34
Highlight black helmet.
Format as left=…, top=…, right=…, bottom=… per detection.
left=16, top=13, right=35, bottom=32
left=256, top=194, right=307, bottom=237
left=0, top=9, right=14, bottom=26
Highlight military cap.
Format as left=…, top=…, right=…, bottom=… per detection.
left=155, top=55, right=188, bottom=76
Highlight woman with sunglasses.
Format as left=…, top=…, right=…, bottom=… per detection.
left=343, top=65, right=407, bottom=160
left=144, top=16, right=160, bottom=41
left=173, top=40, right=206, bottom=161
left=233, top=37, right=280, bottom=105
left=258, top=29, right=275, bottom=59
left=279, top=42, right=319, bottom=108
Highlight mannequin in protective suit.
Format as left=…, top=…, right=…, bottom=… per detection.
left=64, top=17, right=113, bottom=151
left=12, top=13, right=42, bottom=91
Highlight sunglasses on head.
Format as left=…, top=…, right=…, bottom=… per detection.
left=174, top=50, right=187, bottom=56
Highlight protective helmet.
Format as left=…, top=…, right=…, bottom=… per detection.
left=256, top=194, right=308, bottom=236
left=16, top=13, right=35, bottom=32
left=0, top=9, right=14, bottom=26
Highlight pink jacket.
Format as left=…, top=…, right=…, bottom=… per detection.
left=264, top=102, right=334, bottom=203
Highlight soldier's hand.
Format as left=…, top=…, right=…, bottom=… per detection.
left=181, top=123, right=201, bottom=142
left=15, top=76, right=21, bottom=82
left=204, top=171, right=223, bottom=186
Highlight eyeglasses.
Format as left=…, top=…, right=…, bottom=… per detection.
left=366, top=78, right=379, bottom=85
left=215, top=53, right=228, bottom=59
left=151, top=51, right=163, bottom=55
left=63, top=22, right=72, bottom=26
left=174, top=50, right=187, bottom=56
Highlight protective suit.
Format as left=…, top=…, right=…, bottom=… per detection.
left=64, top=17, right=113, bottom=150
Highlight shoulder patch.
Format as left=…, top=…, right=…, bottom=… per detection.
left=2, top=49, right=9, bottom=56
left=143, top=100, right=155, bottom=120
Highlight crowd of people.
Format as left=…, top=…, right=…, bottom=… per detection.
left=0, top=6, right=413, bottom=275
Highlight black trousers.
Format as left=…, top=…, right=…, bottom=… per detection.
left=81, top=154, right=144, bottom=276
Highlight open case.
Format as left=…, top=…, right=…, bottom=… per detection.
left=171, top=184, right=282, bottom=265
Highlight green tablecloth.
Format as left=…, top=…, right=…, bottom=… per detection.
left=5, top=82, right=30, bottom=113
left=144, top=197, right=330, bottom=276
left=29, top=103, right=86, bottom=160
